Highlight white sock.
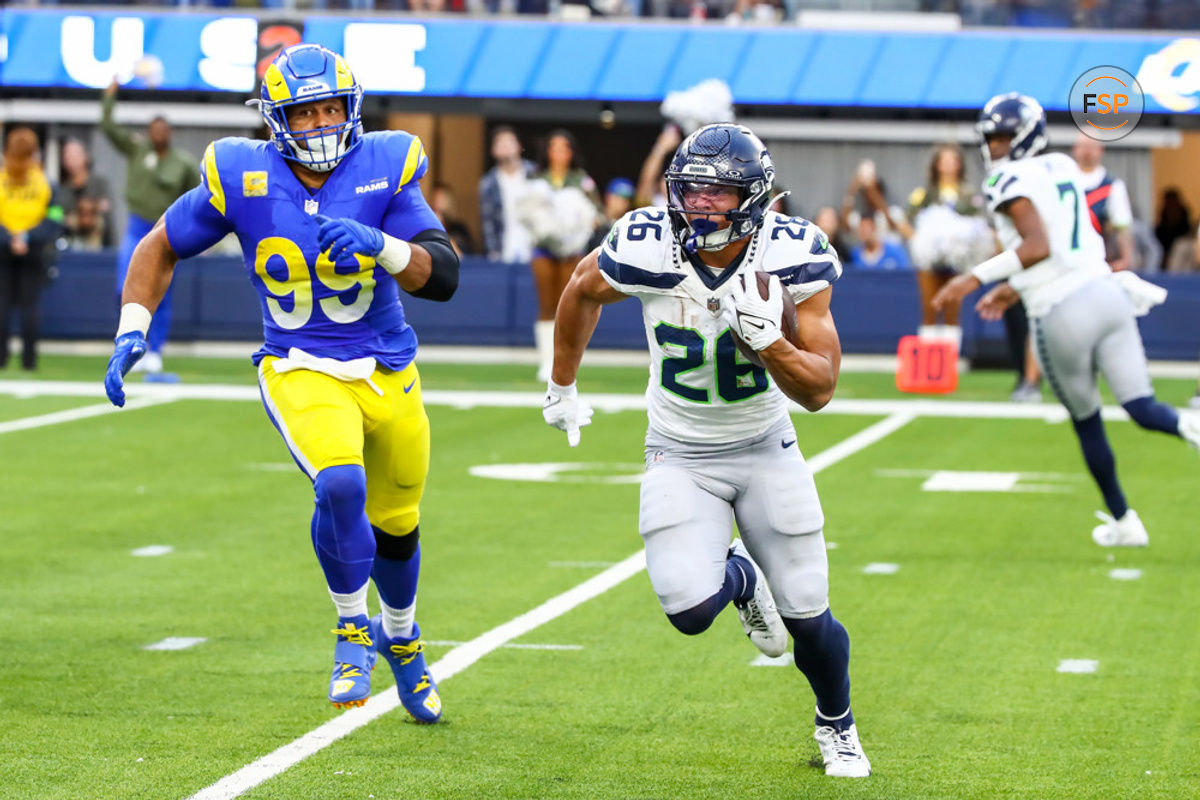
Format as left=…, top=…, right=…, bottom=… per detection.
left=534, top=319, right=555, bottom=380
left=940, top=325, right=962, bottom=348
left=329, top=583, right=369, bottom=620
left=816, top=705, right=852, bottom=724
left=380, top=599, right=416, bottom=640
left=917, top=324, right=938, bottom=339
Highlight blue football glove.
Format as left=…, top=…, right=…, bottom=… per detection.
left=315, top=214, right=384, bottom=262
left=104, top=331, right=147, bottom=407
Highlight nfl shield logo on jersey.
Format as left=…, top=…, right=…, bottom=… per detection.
left=304, top=198, right=320, bottom=216
left=707, top=297, right=721, bottom=314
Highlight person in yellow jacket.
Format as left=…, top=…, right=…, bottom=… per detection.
left=0, top=127, right=63, bottom=371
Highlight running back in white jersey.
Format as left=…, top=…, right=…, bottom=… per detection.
left=983, top=152, right=1109, bottom=317
left=597, top=207, right=841, bottom=444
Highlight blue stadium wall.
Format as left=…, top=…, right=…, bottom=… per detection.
left=44, top=253, right=1200, bottom=361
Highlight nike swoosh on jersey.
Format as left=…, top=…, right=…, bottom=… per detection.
left=782, top=439, right=796, bottom=449
left=403, top=379, right=417, bottom=393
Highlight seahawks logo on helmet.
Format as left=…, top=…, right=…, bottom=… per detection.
left=664, top=123, right=779, bottom=252
left=250, top=44, right=364, bottom=173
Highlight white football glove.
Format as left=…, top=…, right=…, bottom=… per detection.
left=542, top=380, right=594, bottom=447
left=721, top=273, right=785, bottom=352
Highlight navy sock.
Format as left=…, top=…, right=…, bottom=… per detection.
left=1122, top=395, right=1180, bottom=436
left=371, top=541, right=421, bottom=610
left=1071, top=412, right=1128, bottom=519
left=311, top=465, right=376, bottom=594
left=666, top=557, right=751, bottom=635
left=782, top=610, right=852, bottom=728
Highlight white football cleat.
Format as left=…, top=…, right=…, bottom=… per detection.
left=1092, top=509, right=1148, bottom=547
left=1188, top=392, right=1200, bottom=411
left=814, top=723, right=872, bottom=778
left=1178, top=413, right=1200, bottom=453
left=728, top=538, right=788, bottom=658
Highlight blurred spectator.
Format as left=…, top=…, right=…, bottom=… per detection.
left=813, top=206, right=850, bottom=263
left=101, top=78, right=197, bottom=376
left=636, top=125, right=681, bottom=209
left=890, top=145, right=990, bottom=346
left=1155, top=188, right=1192, bottom=270
left=59, top=138, right=112, bottom=250
left=586, top=176, right=635, bottom=252
left=849, top=214, right=911, bottom=271
left=479, top=126, right=536, bottom=262
left=431, top=182, right=476, bottom=257
left=0, top=127, right=63, bottom=372
left=1073, top=133, right=1134, bottom=272
left=66, top=196, right=107, bottom=252
left=517, top=129, right=602, bottom=382
left=1129, top=218, right=1162, bottom=275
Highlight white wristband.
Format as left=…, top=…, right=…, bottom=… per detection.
left=376, top=232, right=412, bottom=275
left=116, top=302, right=152, bottom=337
left=970, top=249, right=1023, bottom=284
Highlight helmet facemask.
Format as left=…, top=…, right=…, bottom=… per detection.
left=261, top=90, right=363, bottom=173
left=667, top=175, right=770, bottom=252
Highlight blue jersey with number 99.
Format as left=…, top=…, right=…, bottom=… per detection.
left=165, top=131, right=442, bottom=368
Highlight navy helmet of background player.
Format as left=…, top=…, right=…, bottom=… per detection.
left=543, top=123, right=870, bottom=778
left=975, top=91, right=1047, bottom=168
left=103, top=43, right=459, bottom=723
left=934, top=91, right=1200, bottom=546
left=663, top=124, right=782, bottom=252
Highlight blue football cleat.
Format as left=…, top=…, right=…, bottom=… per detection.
left=328, top=615, right=376, bottom=709
left=370, top=615, right=442, bottom=723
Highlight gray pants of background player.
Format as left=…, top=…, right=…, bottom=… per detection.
left=640, top=417, right=830, bottom=619
left=1030, top=276, right=1153, bottom=421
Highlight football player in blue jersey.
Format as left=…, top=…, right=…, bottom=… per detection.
left=103, top=44, right=458, bottom=723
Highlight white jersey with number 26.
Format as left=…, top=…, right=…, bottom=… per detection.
left=597, top=208, right=841, bottom=444
left=983, top=152, right=1109, bottom=317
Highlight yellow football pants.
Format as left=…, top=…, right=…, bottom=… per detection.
left=257, top=357, right=429, bottom=537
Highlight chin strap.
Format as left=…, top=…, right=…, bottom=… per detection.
left=767, top=190, right=792, bottom=211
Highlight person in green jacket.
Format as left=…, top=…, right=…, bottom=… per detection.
left=101, top=78, right=197, bottom=375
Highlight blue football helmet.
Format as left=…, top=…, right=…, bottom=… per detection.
left=253, top=44, right=363, bottom=172
left=976, top=92, right=1047, bottom=168
left=665, top=123, right=778, bottom=251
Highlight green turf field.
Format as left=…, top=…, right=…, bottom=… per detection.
left=2, top=356, right=1198, bottom=799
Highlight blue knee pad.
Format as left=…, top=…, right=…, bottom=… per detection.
left=312, top=464, right=375, bottom=593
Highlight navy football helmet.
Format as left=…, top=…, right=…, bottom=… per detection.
left=252, top=44, right=363, bottom=173
left=976, top=92, right=1047, bottom=168
left=665, top=124, right=778, bottom=251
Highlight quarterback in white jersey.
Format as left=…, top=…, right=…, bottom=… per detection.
left=543, top=124, right=870, bottom=778
left=935, top=93, right=1200, bottom=547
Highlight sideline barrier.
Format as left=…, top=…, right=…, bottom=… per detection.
left=39, top=252, right=1200, bottom=361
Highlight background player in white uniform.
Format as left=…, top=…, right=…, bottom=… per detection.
left=542, top=124, right=870, bottom=778
left=934, top=93, right=1200, bottom=546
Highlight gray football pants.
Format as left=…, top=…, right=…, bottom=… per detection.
left=1030, top=276, right=1153, bottom=421
left=639, top=418, right=830, bottom=619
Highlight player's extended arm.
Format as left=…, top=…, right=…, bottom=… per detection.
left=543, top=248, right=627, bottom=446
left=758, top=288, right=841, bottom=412
left=550, top=248, right=627, bottom=386
left=104, top=218, right=178, bottom=406
left=932, top=196, right=1048, bottom=311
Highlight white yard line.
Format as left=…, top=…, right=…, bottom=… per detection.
left=182, top=410, right=909, bottom=800
left=1, top=380, right=1177, bottom=421
left=0, top=396, right=175, bottom=435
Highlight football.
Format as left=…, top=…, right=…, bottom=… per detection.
left=733, top=271, right=799, bottom=367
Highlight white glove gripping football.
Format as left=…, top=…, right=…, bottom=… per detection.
left=721, top=273, right=785, bottom=352
left=542, top=380, right=594, bottom=447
